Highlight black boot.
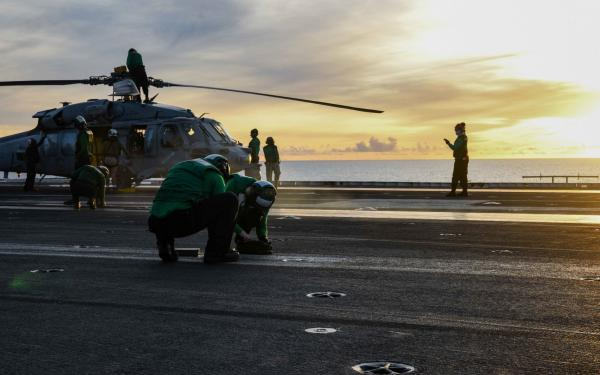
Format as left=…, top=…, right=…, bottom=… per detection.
left=446, top=191, right=456, bottom=197
left=157, top=237, right=177, bottom=262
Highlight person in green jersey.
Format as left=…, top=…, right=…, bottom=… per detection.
left=263, top=136, right=281, bottom=187
left=126, top=48, right=150, bottom=103
left=148, top=154, right=240, bottom=263
left=444, top=122, right=469, bottom=197
left=74, top=116, right=94, bottom=170
left=70, top=165, right=109, bottom=210
left=226, top=174, right=277, bottom=254
left=246, top=128, right=261, bottom=179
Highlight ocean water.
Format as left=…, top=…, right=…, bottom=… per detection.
left=3, top=159, right=600, bottom=183
left=258, top=159, right=600, bottom=183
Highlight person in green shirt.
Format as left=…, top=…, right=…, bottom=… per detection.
left=148, top=154, right=240, bottom=263
left=74, top=115, right=94, bottom=170
left=444, top=122, right=469, bottom=197
left=226, top=174, right=277, bottom=254
left=246, top=128, right=261, bottom=179
left=70, top=165, right=109, bottom=210
left=126, top=48, right=150, bottom=103
left=263, top=136, right=281, bottom=187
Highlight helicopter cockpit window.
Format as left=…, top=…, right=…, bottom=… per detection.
left=160, top=125, right=183, bottom=148
left=212, top=122, right=234, bottom=143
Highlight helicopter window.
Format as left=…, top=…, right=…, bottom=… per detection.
left=183, top=124, right=203, bottom=143
left=211, top=122, right=233, bottom=143
left=160, top=125, right=182, bottom=148
left=128, top=127, right=146, bottom=155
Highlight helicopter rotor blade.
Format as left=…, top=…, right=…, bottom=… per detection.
left=0, top=79, right=92, bottom=86
left=154, top=81, right=383, bottom=113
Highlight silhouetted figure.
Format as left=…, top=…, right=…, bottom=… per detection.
left=246, top=128, right=261, bottom=179
left=70, top=165, right=109, bottom=210
left=127, top=48, right=150, bottom=103
left=23, top=132, right=47, bottom=191
left=102, top=128, right=128, bottom=185
left=263, top=136, right=281, bottom=187
left=74, top=115, right=94, bottom=170
left=444, top=122, right=469, bottom=197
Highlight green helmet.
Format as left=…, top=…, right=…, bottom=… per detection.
left=203, top=154, right=230, bottom=179
left=245, top=180, right=277, bottom=209
left=96, top=165, right=110, bottom=179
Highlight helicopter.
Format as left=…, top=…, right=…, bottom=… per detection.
left=0, top=67, right=383, bottom=188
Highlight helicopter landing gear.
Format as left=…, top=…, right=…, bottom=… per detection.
left=113, top=166, right=134, bottom=190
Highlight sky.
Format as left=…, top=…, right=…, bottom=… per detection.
left=1, top=0, right=599, bottom=160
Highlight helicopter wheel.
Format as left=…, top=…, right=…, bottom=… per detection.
left=114, top=166, right=134, bottom=190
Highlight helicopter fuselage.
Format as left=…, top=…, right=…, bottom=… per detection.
left=0, top=99, right=251, bottom=186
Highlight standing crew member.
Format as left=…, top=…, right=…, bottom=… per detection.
left=226, top=174, right=276, bottom=254
left=148, top=155, right=240, bottom=263
left=74, top=115, right=94, bottom=170
left=246, top=128, right=261, bottom=179
left=23, top=131, right=47, bottom=192
left=70, top=165, right=109, bottom=210
left=126, top=48, right=150, bottom=103
left=263, top=136, right=281, bottom=187
left=444, top=122, right=469, bottom=197
left=102, top=128, right=127, bottom=184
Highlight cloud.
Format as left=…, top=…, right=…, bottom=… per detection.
left=281, top=146, right=316, bottom=155
left=334, top=137, right=398, bottom=153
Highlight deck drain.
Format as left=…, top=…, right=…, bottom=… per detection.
left=30, top=268, right=64, bottom=273
left=305, top=328, right=337, bottom=334
left=352, top=361, right=415, bottom=374
left=580, top=276, right=600, bottom=281
left=307, top=291, right=346, bottom=298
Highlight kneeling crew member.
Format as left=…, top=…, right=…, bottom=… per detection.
left=70, top=165, right=109, bottom=209
left=226, top=174, right=276, bottom=254
left=148, top=155, right=240, bottom=263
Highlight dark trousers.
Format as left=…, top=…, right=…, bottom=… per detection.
left=237, top=206, right=265, bottom=234
left=70, top=180, right=97, bottom=203
left=130, top=65, right=149, bottom=100
left=451, top=158, right=469, bottom=192
left=148, top=193, right=238, bottom=254
left=24, top=163, right=36, bottom=191
left=265, top=162, right=281, bottom=187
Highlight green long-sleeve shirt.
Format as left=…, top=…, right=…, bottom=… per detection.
left=150, top=159, right=225, bottom=218
left=72, top=165, right=106, bottom=204
left=126, top=51, right=144, bottom=70
left=76, top=129, right=93, bottom=161
left=249, top=137, right=260, bottom=162
left=263, top=144, right=279, bottom=163
left=225, top=174, right=269, bottom=238
left=447, top=134, right=468, bottom=159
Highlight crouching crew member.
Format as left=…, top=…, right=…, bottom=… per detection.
left=70, top=165, right=109, bottom=210
left=226, top=174, right=277, bottom=255
left=444, top=122, right=469, bottom=197
left=148, top=154, right=240, bottom=263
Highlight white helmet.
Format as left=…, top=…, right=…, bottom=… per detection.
left=108, top=129, right=118, bottom=137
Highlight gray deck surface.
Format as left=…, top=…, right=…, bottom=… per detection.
left=1, top=186, right=599, bottom=374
